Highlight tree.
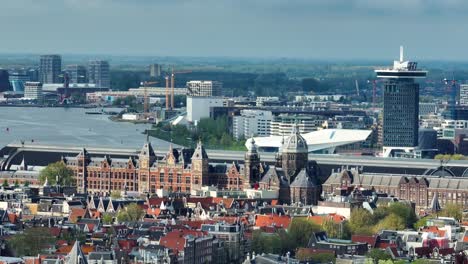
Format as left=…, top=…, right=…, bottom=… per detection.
left=387, top=202, right=417, bottom=228
left=366, top=249, right=392, bottom=264
left=62, top=229, right=86, bottom=244
left=296, top=249, right=336, bottom=263
left=414, top=217, right=430, bottom=230
left=322, top=219, right=351, bottom=240
left=102, top=213, right=114, bottom=225
left=2, top=179, right=8, bottom=187
left=24, top=181, right=30, bottom=187
left=110, top=191, right=122, bottom=199
left=116, top=203, right=145, bottom=222
left=39, top=161, right=74, bottom=186
left=373, top=213, right=406, bottom=232
left=349, top=208, right=375, bottom=235
left=251, top=231, right=283, bottom=254
left=287, top=218, right=321, bottom=250
left=8, top=227, right=56, bottom=257
left=440, top=203, right=463, bottom=221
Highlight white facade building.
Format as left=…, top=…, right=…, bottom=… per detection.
left=270, top=115, right=324, bottom=136
left=24, top=82, right=43, bottom=101
left=186, top=80, right=222, bottom=96
left=460, top=84, right=468, bottom=106
left=186, top=96, right=226, bottom=123
left=256, top=96, right=279, bottom=106
left=247, top=128, right=372, bottom=154
left=232, top=110, right=273, bottom=140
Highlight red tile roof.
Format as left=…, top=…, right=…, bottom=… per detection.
left=307, top=213, right=346, bottom=226
left=7, top=213, right=18, bottom=224
left=56, top=245, right=94, bottom=255
left=352, top=235, right=379, bottom=248
left=69, top=208, right=88, bottom=223
left=118, top=239, right=137, bottom=252
left=48, top=227, right=62, bottom=237
left=255, top=215, right=291, bottom=228
left=421, top=226, right=446, bottom=237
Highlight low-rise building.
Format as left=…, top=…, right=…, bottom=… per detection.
left=24, top=82, right=43, bottom=102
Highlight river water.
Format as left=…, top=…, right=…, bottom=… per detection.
left=0, top=107, right=171, bottom=149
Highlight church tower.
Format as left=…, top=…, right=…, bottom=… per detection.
left=138, top=137, right=156, bottom=194
left=191, top=140, right=209, bottom=190
left=281, top=124, right=308, bottom=183
left=245, top=138, right=261, bottom=185
left=76, top=148, right=91, bottom=193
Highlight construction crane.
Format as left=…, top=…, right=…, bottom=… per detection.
left=140, top=81, right=158, bottom=116
left=169, top=68, right=192, bottom=110
left=165, top=76, right=170, bottom=110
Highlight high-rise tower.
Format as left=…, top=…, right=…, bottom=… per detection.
left=39, top=55, right=61, bottom=84
left=88, top=60, right=110, bottom=88
left=376, top=46, right=427, bottom=157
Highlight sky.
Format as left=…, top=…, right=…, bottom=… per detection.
left=1, top=0, right=468, bottom=60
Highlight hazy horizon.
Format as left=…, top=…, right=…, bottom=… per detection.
left=2, top=0, right=468, bottom=61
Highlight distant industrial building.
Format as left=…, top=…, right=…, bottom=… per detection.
left=419, top=102, right=438, bottom=116
left=24, top=82, right=43, bottom=101
left=88, top=60, right=110, bottom=88
left=256, top=96, right=280, bottom=106
left=186, top=80, right=222, bottom=97
left=459, top=84, right=468, bottom=106
left=85, top=87, right=187, bottom=103
left=0, top=69, right=10, bottom=92
left=8, top=72, right=30, bottom=83
left=149, top=64, right=161, bottom=77
left=27, top=68, right=39, bottom=82
left=9, top=81, right=24, bottom=93
left=375, top=47, right=427, bottom=158
left=232, top=110, right=273, bottom=140
left=65, top=65, right=87, bottom=83
left=39, top=55, right=61, bottom=84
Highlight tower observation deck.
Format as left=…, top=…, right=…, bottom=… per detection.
left=375, top=46, right=427, bottom=158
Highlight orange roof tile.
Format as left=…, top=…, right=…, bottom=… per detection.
left=56, top=245, right=94, bottom=255
left=69, top=208, right=87, bottom=223
left=255, top=215, right=291, bottom=228
left=422, top=226, right=446, bottom=237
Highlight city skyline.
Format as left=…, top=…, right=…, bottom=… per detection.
left=1, top=0, right=468, bottom=60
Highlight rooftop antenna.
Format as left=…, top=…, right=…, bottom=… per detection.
left=400, top=45, right=404, bottom=62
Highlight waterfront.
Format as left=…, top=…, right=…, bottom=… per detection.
left=0, top=107, right=172, bottom=149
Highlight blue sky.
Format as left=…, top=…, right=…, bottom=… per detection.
left=1, top=0, right=468, bottom=60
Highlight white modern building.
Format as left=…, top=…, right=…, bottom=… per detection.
left=186, top=96, right=226, bottom=123
left=186, top=80, right=222, bottom=96
left=270, top=114, right=324, bottom=136
left=256, top=96, right=279, bottom=106
left=460, top=84, right=468, bottom=106
left=24, top=82, right=43, bottom=101
left=247, top=129, right=372, bottom=154
left=232, top=110, right=273, bottom=140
